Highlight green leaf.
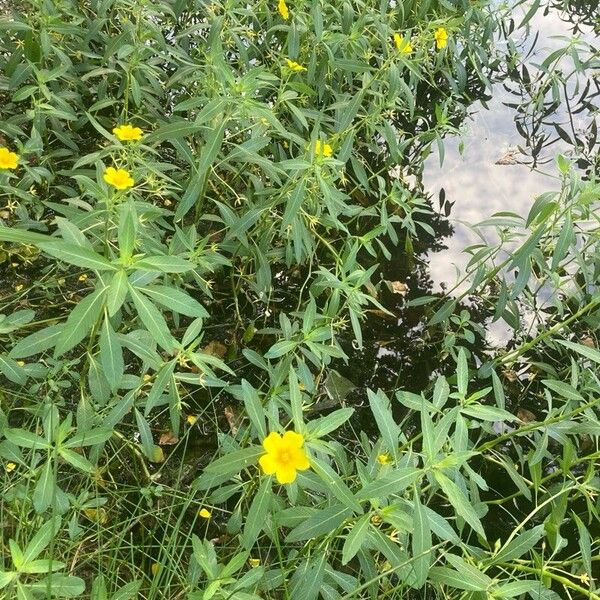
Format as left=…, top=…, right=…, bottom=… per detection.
left=59, top=448, right=94, bottom=473
left=434, top=472, right=485, bottom=538
left=342, top=513, right=371, bottom=565
left=305, top=408, right=354, bottom=439
left=0, top=226, right=52, bottom=245
left=241, top=477, right=272, bottom=549
left=491, top=524, right=544, bottom=564
left=0, top=571, right=17, bottom=589
left=33, top=460, right=55, bottom=513
left=118, top=201, right=137, bottom=259
left=494, top=580, right=545, bottom=598
left=429, top=299, right=456, bottom=326
left=145, top=119, right=212, bottom=144
left=111, top=580, right=142, bottom=600
left=9, top=325, right=63, bottom=358
left=286, top=504, right=352, bottom=543
left=64, top=428, right=112, bottom=448
left=99, top=316, right=123, bottom=392
left=134, top=409, right=155, bottom=459
left=281, top=179, right=306, bottom=229
left=367, top=389, right=399, bottom=459
left=135, top=255, right=195, bottom=273
left=289, top=368, right=304, bottom=432
left=456, top=348, right=468, bottom=396
left=541, top=379, right=583, bottom=401
left=412, top=489, right=431, bottom=588
left=106, top=270, right=129, bottom=317
left=144, top=359, right=176, bottom=416
left=356, top=467, right=422, bottom=501
left=203, top=446, right=264, bottom=476
left=175, top=121, right=227, bottom=220
left=446, top=554, right=492, bottom=589
left=31, top=575, right=86, bottom=597
left=241, top=379, right=266, bottom=439
left=429, top=566, right=490, bottom=591
left=311, top=457, right=363, bottom=514
left=22, top=517, right=61, bottom=563
left=141, top=285, right=208, bottom=318
left=129, top=285, right=176, bottom=352
left=264, top=339, right=297, bottom=359
left=573, top=513, right=592, bottom=578
left=557, top=340, right=600, bottom=364
left=460, top=405, right=516, bottom=422
left=5, top=429, right=50, bottom=449
left=20, top=559, right=65, bottom=574
left=0, top=355, right=27, bottom=385
left=39, top=242, right=116, bottom=271
left=55, top=288, right=106, bottom=356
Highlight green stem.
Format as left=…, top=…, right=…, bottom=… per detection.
left=503, top=562, right=599, bottom=599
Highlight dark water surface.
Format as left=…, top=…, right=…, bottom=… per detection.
left=331, top=0, right=598, bottom=408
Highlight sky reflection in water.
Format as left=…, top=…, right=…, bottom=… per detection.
left=424, top=5, right=597, bottom=306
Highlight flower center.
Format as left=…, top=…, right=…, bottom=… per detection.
left=277, top=449, right=292, bottom=465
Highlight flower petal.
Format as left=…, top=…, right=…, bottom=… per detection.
left=282, top=430, right=304, bottom=448
left=262, top=431, right=282, bottom=453
left=259, top=453, right=277, bottom=475
left=292, top=448, right=310, bottom=471
left=275, top=465, right=297, bottom=484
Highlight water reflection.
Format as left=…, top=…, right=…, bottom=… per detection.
left=424, top=3, right=598, bottom=303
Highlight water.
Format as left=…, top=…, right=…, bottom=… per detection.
left=424, top=2, right=598, bottom=299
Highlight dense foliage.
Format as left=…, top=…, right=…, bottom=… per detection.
left=0, top=0, right=598, bottom=598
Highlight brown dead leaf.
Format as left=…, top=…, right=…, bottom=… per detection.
left=495, top=149, right=518, bottom=165
left=389, top=280, right=409, bottom=296
left=580, top=336, right=595, bottom=348
left=224, top=405, right=239, bottom=434
left=502, top=369, right=519, bottom=382
left=203, top=340, right=227, bottom=358
left=159, top=431, right=178, bottom=445
left=517, top=408, right=536, bottom=423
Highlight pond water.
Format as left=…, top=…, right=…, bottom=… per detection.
left=333, top=0, right=598, bottom=401
left=425, top=1, right=598, bottom=298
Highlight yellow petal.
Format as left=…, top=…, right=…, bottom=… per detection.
left=282, top=430, right=304, bottom=448
left=275, top=465, right=297, bottom=484
left=259, top=453, right=277, bottom=475
left=292, top=448, right=310, bottom=470
left=262, top=431, right=282, bottom=453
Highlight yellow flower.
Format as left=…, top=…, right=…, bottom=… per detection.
left=16, top=361, right=25, bottom=367
left=434, top=27, right=448, bottom=49
left=259, top=431, right=310, bottom=484
left=286, top=58, right=307, bottom=72
left=113, top=124, right=143, bottom=141
left=377, top=453, right=393, bottom=465
left=6, top=462, right=16, bottom=473
left=78, top=273, right=88, bottom=282
left=278, top=0, right=289, bottom=20
left=198, top=508, right=212, bottom=519
left=249, top=558, right=261, bottom=568
left=103, top=167, right=134, bottom=190
left=393, top=34, right=413, bottom=55
left=314, top=140, right=333, bottom=158
left=187, top=415, right=198, bottom=425
left=0, top=147, right=19, bottom=170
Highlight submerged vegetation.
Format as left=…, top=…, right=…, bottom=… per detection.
left=0, top=0, right=598, bottom=598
